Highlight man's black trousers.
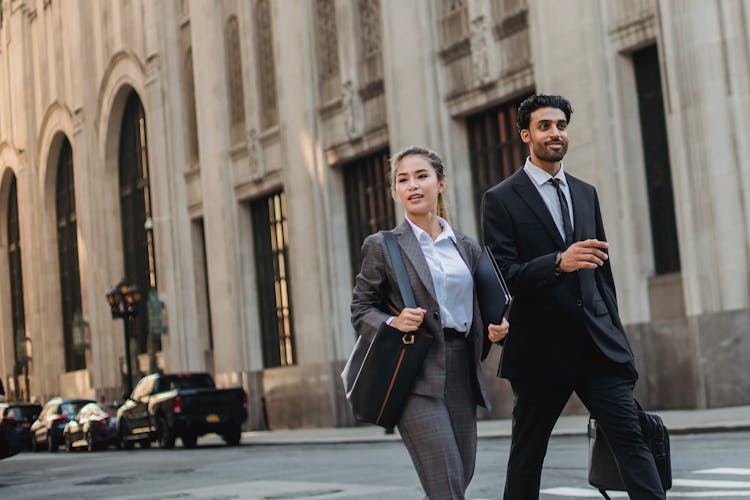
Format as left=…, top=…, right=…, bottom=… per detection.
left=503, top=336, right=666, bottom=500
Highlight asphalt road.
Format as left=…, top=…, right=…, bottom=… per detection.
left=1, top=431, right=749, bottom=499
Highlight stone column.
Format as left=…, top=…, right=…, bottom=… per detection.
left=658, top=0, right=750, bottom=315
left=380, top=0, right=443, bottom=153
left=189, top=1, right=244, bottom=375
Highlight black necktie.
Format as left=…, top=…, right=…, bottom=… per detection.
left=549, top=178, right=573, bottom=247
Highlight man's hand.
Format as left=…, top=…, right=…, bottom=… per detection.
left=391, top=307, right=427, bottom=332
left=560, top=239, right=609, bottom=272
left=488, top=317, right=509, bottom=343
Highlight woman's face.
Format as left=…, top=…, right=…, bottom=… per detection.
left=394, top=155, right=445, bottom=218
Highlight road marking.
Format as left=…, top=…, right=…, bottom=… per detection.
left=541, top=487, right=627, bottom=497
left=541, top=487, right=750, bottom=497
left=694, top=468, right=750, bottom=475
left=674, top=479, right=750, bottom=488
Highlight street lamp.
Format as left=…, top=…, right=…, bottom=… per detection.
left=105, top=278, right=142, bottom=395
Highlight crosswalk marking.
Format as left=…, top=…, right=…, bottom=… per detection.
left=673, top=479, right=750, bottom=488
left=695, top=468, right=750, bottom=475
left=541, top=466, right=750, bottom=497
left=541, top=486, right=750, bottom=497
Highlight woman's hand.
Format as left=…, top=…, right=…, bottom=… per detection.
left=391, top=307, right=427, bottom=333
left=488, top=317, right=509, bottom=343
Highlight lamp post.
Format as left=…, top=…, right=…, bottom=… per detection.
left=105, top=278, right=142, bottom=395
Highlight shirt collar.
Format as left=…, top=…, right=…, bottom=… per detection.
left=523, top=157, right=567, bottom=187
left=405, top=215, right=456, bottom=244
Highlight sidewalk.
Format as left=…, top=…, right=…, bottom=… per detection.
left=242, top=405, right=750, bottom=445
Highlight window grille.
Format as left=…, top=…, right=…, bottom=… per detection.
left=251, top=191, right=296, bottom=368
left=343, top=149, right=394, bottom=282
left=466, top=95, right=530, bottom=232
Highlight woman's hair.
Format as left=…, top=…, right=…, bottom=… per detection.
left=389, top=146, right=449, bottom=220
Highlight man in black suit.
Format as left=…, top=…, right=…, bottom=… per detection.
left=482, top=94, right=665, bottom=499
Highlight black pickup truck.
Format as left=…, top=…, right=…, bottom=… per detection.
left=116, top=372, right=247, bottom=449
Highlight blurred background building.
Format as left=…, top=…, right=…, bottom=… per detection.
left=0, top=0, right=748, bottom=429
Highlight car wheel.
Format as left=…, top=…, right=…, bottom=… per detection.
left=139, top=439, right=151, bottom=449
left=121, top=437, right=135, bottom=450
left=86, top=432, right=96, bottom=452
left=47, top=436, right=58, bottom=453
left=65, top=436, right=74, bottom=453
left=31, top=436, right=39, bottom=453
left=181, top=432, right=198, bottom=449
left=222, top=427, right=242, bottom=446
left=157, top=417, right=175, bottom=449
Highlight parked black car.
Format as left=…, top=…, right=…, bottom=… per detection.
left=0, top=402, right=42, bottom=450
left=117, top=372, right=247, bottom=449
left=63, top=402, right=119, bottom=452
left=30, top=398, right=95, bottom=452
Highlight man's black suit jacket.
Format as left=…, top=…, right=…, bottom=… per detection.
left=482, top=168, right=634, bottom=380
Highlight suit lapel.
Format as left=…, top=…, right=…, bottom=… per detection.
left=567, top=174, right=590, bottom=243
left=511, top=169, right=566, bottom=249
left=392, top=220, right=439, bottom=304
left=453, top=233, right=474, bottom=271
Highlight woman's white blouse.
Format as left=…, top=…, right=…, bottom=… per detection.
left=405, top=216, right=473, bottom=333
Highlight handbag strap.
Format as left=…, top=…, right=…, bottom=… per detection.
left=383, top=231, right=417, bottom=309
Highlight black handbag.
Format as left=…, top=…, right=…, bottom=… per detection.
left=342, top=231, right=433, bottom=429
left=588, top=400, right=672, bottom=499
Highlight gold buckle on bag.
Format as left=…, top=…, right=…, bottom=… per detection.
left=402, top=334, right=415, bottom=345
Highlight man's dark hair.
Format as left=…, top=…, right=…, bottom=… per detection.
left=516, top=94, right=573, bottom=132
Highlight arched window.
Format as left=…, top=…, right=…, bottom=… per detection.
left=118, top=91, right=159, bottom=356
left=7, top=175, right=27, bottom=394
left=315, top=0, right=340, bottom=102
left=357, top=0, right=383, bottom=85
left=184, top=47, right=200, bottom=164
left=225, top=15, right=246, bottom=143
left=254, top=0, right=278, bottom=129
left=439, top=0, right=469, bottom=49
left=55, top=138, right=85, bottom=371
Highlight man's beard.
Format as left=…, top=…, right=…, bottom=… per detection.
left=534, top=142, right=567, bottom=162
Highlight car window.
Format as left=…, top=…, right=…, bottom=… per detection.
left=17, top=406, right=41, bottom=420
left=158, top=374, right=215, bottom=391
left=60, top=402, right=89, bottom=417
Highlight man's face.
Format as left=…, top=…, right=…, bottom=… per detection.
left=521, top=107, right=569, bottom=166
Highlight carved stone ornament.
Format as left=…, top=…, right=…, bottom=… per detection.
left=248, top=129, right=265, bottom=182
left=342, top=80, right=364, bottom=140
left=470, top=15, right=492, bottom=87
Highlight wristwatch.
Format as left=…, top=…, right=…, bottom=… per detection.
left=553, top=251, right=563, bottom=276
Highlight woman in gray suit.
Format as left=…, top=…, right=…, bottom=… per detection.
left=351, top=146, right=508, bottom=500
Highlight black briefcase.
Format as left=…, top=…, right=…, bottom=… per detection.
left=588, top=401, right=672, bottom=498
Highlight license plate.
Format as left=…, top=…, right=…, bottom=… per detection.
left=206, top=414, right=220, bottom=423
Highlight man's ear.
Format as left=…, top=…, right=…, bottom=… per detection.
left=520, top=129, right=530, bottom=144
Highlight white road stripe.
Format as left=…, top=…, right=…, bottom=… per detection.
left=674, top=479, right=750, bottom=488
left=694, top=468, right=750, bottom=475
left=540, top=487, right=627, bottom=497
left=541, top=487, right=750, bottom=497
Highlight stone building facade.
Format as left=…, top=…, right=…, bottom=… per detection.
left=0, top=0, right=748, bottom=429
